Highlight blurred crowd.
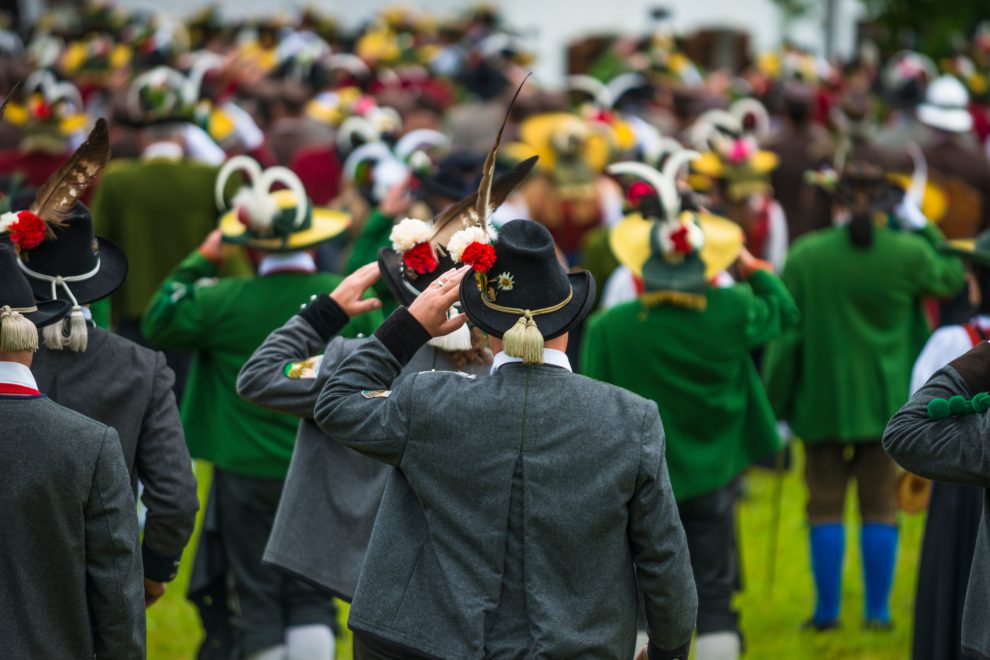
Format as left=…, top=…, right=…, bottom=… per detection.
left=2, top=2, right=990, bottom=660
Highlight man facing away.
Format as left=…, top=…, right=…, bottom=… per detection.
left=315, top=219, right=697, bottom=659
left=0, top=241, right=145, bottom=658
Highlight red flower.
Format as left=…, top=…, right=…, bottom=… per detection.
left=402, top=241, right=438, bottom=275
left=628, top=181, right=656, bottom=206
left=32, top=100, right=51, bottom=121
left=9, top=211, right=47, bottom=250
left=669, top=225, right=692, bottom=254
left=461, top=241, right=496, bottom=272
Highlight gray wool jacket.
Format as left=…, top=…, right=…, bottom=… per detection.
left=0, top=391, right=145, bottom=658
left=883, top=341, right=990, bottom=660
left=314, top=309, right=697, bottom=660
left=32, top=325, right=199, bottom=582
left=237, top=304, right=490, bottom=599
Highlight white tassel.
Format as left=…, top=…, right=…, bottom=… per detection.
left=428, top=321, right=473, bottom=352
left=43, top=318, right=65, bottom=350
left=0, top=306, right=39, bottom=353
left=66, top=305, right=88, bottom=352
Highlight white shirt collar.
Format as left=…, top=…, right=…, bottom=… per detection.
left=142, top=142, right=184, bottom=162
left=491, top=348, right=572, bottom=374
left=0, top=361, right=39, bottom=390
left=257, top=252, right=317, bottom=277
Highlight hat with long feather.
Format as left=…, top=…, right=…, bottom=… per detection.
left=608, top=151, right=744, bottom=310
left=215, top=155, right=350, bottom=252
left=7, top=118, right=120, bottom=352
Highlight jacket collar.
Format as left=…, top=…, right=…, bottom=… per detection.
left=0, top=360, right=41, bottom=396
left=491, top=349, right=572, bottom=374
left=258, top=252, right=317, bottom=277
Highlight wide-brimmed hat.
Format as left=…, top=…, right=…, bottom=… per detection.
left=17, top=202, right=127, bottom=306
left=0, top=241, right=69, bottom=330
left=4, top=70, right=88, bottom=138
left=939, top=229, right=990, bottom=268
left=459, top=219, right=595, bottom=342
left=918, top=75, right=974, bottom=133
left=417, top=151, right=484, bottom=201
left=608, top=153, right=743, bottom=309
left=833, top=160, right=904, bottom=214
left=215, top=156, right=350, bottom=252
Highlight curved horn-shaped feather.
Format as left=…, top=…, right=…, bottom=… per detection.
left=608, top=161, right=680, bottom=222
left=25, top=69, right=57, bottom=98
left=394, top=129, right=449, bottom=163
left=606, top=72, right=648, bottom=108
left=567, top=74, right=610, bottom=108
left=336, top=116, right=380, bottom=152
left=259, top=166, right=308, bottom=229
left=182, top=52, right=224, bottom=105
left=375, top=106, right=403, bottom=134
left=214, top=155, right=263, bottom=211
left=731, top=97, right=770, bottom=142
left=906, top=142, right=927, bottom=206
left=688, top=109, right=740, bottom=151
left=343, top=142, right=396, bottom=182
left=51, top=81, right=83, bottom=111
left=658, top=137, right=684, bottom=162
left=661, top=149, right=701, bottom=186
left=327, top=53, right=371, bottom=78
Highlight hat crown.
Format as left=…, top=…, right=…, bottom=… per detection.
left=927, top=75, right=969, bottom=108
left=20, top=203, right=100, bottom=278
left=0, top=242, right=40, bottom=309
left=483, top=220, right=570, bottom=305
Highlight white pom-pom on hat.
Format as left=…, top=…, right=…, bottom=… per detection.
left=389, top=217, right=433, bottom=253
left=446, top=226, right=490, bottom=263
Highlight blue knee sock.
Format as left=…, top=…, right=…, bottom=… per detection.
left=861, top=523, right=898, bottom=623
left=810, top=523, right=844, bottom=625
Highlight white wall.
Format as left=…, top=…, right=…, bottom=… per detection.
left=112, top=0, right=866, bottom=84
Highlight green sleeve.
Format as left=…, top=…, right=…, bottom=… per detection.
left=580, top=310, right=613, bottom=381
left=911, top=224, right=966, bottom=298
left=740, top=269, right=800, bottom=350
left=345, top=209, right=395, bottom=275
left=761, top=261, right=804, bottom=421
left=141, top=251, right=222, bottom=350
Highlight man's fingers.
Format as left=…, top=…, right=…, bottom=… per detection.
left=353, top=262, right=382, bottom=287
left=350, top=298, right=382, bottom=314
left=436, top=312, right=468, bottom=336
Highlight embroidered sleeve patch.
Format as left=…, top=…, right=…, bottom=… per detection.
left=361, top=389, right=391, bottom=399
left=284, top=355, right=323, bottom=380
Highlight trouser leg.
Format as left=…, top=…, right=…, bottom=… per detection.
left=852, top=441, right=900, bottom=624
left=804, top=442, right=852, bottom=625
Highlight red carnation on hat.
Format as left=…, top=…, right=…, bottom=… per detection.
left=628, top=181, right=656, bottom=206
left=32, top=99, right=51, bottom=121
left=402, top=241, right=438, bottom=275
left=461, top=242, right=497, bottom=272
left=2, top=211, right=47, bottom=250
left=668, top=224, right=693, bottom=254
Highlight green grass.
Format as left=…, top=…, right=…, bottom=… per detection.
left=149, top=449, right=923, bottom=659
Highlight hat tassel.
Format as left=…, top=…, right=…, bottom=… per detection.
left=40, top=277, right=89, bottom=352
left=502, top=311, right=544, bottom=366
left=42, top=318, right=65, bottom=350
left=67, top=305, right=88, bottom=352
left=0, top=306, right=38, bottom=353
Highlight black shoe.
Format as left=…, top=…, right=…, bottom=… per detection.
left=801, top=618, right=840, bottom=632
left=863, top=619, right=894, bottom=632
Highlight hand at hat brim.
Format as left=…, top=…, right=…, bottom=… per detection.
left=408, top=265, right=471, bottom=337
left=330, top=262, right=383, bottom=317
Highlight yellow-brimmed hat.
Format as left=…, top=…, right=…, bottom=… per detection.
left=508, top=112, right=612, bottom=172
left=216, top=156, right=349, bottom=252
left=609, top=211, right=743, bottom=281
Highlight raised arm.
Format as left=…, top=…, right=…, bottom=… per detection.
left=884, top=342, right=990, bottom=487
left=629, top=403, right=697, bottom=660
left=238, top=263, right=382, bottom=418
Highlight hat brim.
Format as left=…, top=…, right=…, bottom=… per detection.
left=377, top=247, right=441, bottom=307
left=610, top=213, right=744, bottom=281
left=459, top=269, right=595, bottom=341
left=25, top=237, right=128, bottom=306
left=219, top=207, right=350, bottom=252
left=918, top=104, right=973, bottom=133
left=24, top=299, right=71, bottom=328
left=939, top=239, right=990, bottom=268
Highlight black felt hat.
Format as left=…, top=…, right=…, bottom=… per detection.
left=834, top=160, right=904, bottom=214
left=0, top=241, right=69, bottom=328
left=417, top=151, right=484, bottom=201
left=18, top=202, right=128, bottom=306
left=378, top=245, right=456, bottom=307
left=459, top=219, right=595, bottom=341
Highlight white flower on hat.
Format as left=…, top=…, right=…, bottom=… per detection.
left=389, top=217, right=433, bottom=253
left=233, top=188, right=279, bottom=235
left=657, top=215, right=705, bottom=260
left=0, top=211, right=16, bottom=233
left=446, top=225, right=491, bottom=263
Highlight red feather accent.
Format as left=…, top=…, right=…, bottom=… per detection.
left=461, top=242, right=496, bottom=272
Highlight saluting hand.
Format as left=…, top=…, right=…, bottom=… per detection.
left=408, top=266, right=471, bottom=337
left=330, top=262, right=383, bottom=317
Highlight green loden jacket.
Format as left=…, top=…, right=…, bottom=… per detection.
left=582, top=269, right=799, bottom=501
left=762, top=224, right=965, bottom=444
left=142, top=251, right=382, bottom=478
